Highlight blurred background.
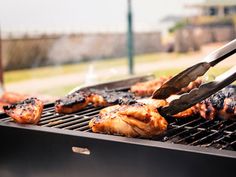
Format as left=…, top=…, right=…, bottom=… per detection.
left=0, top=0, right=235, bottom=100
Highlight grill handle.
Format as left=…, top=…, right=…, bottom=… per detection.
left=72, top=146, right=90, bottom=155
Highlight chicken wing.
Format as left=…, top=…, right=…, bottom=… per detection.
left=3, top=97, right=44, bottom=124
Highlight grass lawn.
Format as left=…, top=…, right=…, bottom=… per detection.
left=4, top=52, right=232, bottom=97
left=39, top=66, right=230, bottom=96
left=38, top=83, right=82, bottom=96
left=4, top=52, right=189, bottom=84
left=153, top=67, right=230, bottom=78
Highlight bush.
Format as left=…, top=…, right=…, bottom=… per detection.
left=168, top=20, right=187, bottom=33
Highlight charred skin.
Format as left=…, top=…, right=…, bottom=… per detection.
left=55, top=91, right=90, bottom=114
left=89, top=102, right=168, bottom=138
left=0, top=102, right=9, bottom=112
left=3, top=97, right=43, bottom=124
left=218, top=98, right=236, bottom=119
left=0, top=92, right=28, bottom=113
left=195, top=85, right=236, bottom=120
left=165, top=85, right=235, bottom=120
left=55, top=101, right=89, bottom=114
left=55, top=89, right=136, bottom=114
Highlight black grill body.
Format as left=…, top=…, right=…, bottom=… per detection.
left=0, top=76, right=235, bottom=177
left=0, top=122, right=235, bottom=177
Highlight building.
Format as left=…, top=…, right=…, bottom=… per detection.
left=188, top=0, right=236, bottom=17
left=173, top=0, right=236, bottom=52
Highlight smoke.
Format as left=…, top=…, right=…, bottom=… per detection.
left=67, top=61, right=120, bottom=94
left=47, top=34, right=101, bottom=64
left=47, top=33, right=129, bottom=65
left=84, top=64, right=98, bottom=86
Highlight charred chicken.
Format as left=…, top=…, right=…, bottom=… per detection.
left=3, top=97, right=44, bottom=124
left=55, top=89, right=135, bottom=114
left=0, top=92, right=28, bottom=112
left=195, top=85, right=236, bottom=120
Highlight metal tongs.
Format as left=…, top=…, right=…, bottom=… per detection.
left=152, top=39, right=236, bottom=116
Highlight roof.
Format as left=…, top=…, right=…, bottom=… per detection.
left=205, top=0, right=236, bottom=6
left=186, top=0, right=236, bottom=8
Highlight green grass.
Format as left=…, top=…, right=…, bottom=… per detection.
left=38, top=66, right=230, bottom=96
left=4, top=52, right=187, bottom=84
left=38, top=83, right=82, bottom=96
left=153, top=67, right=230, bottom=78
left=4, top=52, right=232, bottom=97
left=4, top=63, right=88, bottom=83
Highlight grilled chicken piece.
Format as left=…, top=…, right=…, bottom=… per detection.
left=137, top=98, right=167, bottom=108
left=138, top=85, right=235, bottom=120
left=165, top=95, right=198, bottom=118
left=195, top=85, right=235, bottom=120
left=0, top=92, right=28, bottom=113
left=89, top=102, right=168, bottom=138
left=89, top=85, right=235, bottom=137
left=55, top=89, right=135, bottom=114
left=217, top=98, right=235, bottom=119
left=3, top=97, right=43, bottom=124
left=1, top=92, right=28, bottom=104
left=172, top=107, right=197, bottom=118
left=131, top=76, right=171, bottom=96
left=55, top=91, right=90, bottom=114
left=131, top=76, right=202, bottom=97
left=195, top=100, right=216, bottom=120
left=179, top=77, right=202, bottom=94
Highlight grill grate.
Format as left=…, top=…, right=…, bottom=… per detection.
left=0, top=87, right=235, bottom=152
left=161, top=116, right=236, bottom=150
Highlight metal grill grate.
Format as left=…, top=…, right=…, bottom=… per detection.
left=160, top=116, right=236, bottom=151
left=1, top=102, right=235, bottom=151
left=0, top=87, right=235, bottom=152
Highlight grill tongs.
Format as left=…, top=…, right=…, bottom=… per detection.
left=152, top=39, right=236, bottom=117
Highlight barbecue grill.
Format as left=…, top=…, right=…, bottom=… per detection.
left=0, top=75, right=235, bottom=177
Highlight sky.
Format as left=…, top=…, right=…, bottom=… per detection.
left=0, top=0, right=203, bottom=34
